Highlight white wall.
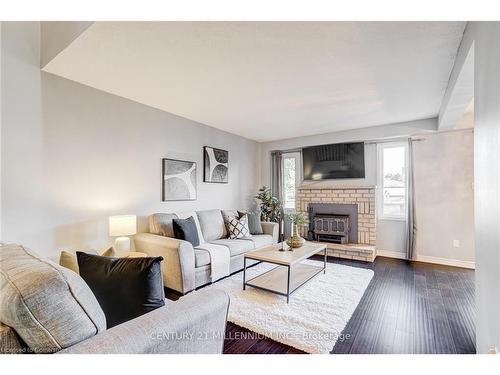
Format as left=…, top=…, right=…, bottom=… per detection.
left=413, top=130, right=475, bottom=266
left=471, top=22, right=500, bottom=354
left=446, top=21, right=500, bottom=354
left=1, top=22, right=261, bottom=259
left=0, top=22, right=2, bottom=240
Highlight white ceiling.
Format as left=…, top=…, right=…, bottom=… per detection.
left=43, top=22, right=466, bottom=142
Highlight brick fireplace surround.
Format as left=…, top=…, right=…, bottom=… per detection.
left=296, top=186, right=376, bottom=261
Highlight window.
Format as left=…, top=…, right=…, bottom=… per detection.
left=282, top=152, right=301, bottom=210
left=378, top=143, right=408, bottom=220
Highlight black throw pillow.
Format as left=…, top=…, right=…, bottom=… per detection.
left=172, top=216, right=200, bottom=247
left=76, top=252, right=165, bottom=328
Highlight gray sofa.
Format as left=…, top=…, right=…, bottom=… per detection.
left=0, top=243, right=229, bottom=354
left=135, top=209, right=279, bottom=294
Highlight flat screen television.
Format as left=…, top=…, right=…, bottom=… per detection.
left=302, top=142, right=365, bottom=180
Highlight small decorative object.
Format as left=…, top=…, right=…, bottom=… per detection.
left=279, top=240, right=286, bottom=252
left=162, top=158, right=197, bottom=201
left=204, top=146, right=228, bottom=183
left=109, top=215, right=137, bottom=255
left=286, top=212, right=307, bottom=249
left=254, top=186, right=282, bottom=223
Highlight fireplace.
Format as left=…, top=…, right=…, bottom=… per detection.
left=313, top=214, right=350, bottom=243
left=307, top=203, right=358, bottom=244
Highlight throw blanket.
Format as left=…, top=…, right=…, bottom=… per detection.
left=175, top=211, right=231, bottom=282
left=196, top=243, right=231, bottom=282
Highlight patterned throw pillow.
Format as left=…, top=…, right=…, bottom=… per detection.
left=227, top=214, right=251, bottom=239
left=238, top=210, right=263, bottom=235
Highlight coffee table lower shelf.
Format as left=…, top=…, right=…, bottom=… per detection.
left=243, top=263, right=324, bottom=303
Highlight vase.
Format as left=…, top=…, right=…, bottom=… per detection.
left=286, top=224, right=306, bottom=248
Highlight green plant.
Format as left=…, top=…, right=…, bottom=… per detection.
left=286, top=211, right=308, bottom=226
left=254, top=186, right=282, bottom=222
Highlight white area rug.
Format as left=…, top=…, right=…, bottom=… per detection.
left=204, top=259, right=374, bottom=354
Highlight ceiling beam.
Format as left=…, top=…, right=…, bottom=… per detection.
left=40, top=21, right=93, bottom=68
left=438, top=23, right=474, bottom=130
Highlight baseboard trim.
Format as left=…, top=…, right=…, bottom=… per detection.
left=376, top=250, right=407, bottom=260
left=376, top=250, right=475, bottom=269
left=414, top=255, right=475, bottom=270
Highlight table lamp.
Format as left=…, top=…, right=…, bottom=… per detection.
left=109, top=214, right=137, bottom=255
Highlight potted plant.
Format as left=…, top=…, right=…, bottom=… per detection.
left=286, top=212, right=307, bottom=248
left=254, top=186, right=282, bottom=222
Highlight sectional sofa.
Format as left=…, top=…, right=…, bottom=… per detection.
left=134, top=209, right=279, bottom=294
left=0, top=243, right=229, bottom=354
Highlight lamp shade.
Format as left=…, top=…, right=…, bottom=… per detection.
left=109, top=215, right=137, bottom=237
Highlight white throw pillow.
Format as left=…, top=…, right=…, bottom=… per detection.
left=227, top=214, right=251, bottom=239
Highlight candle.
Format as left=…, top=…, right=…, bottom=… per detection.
left=291, top=221, right=294, bottom=236
left=281, top=219, right=284, bottom=235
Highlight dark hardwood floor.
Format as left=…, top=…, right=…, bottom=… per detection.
left=167, top=255, right=476, bottom=354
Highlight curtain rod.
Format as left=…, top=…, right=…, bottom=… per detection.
left=276, top=127, right=473, bottom=153
left=278, top=137, right=422, bottom=153
left=364, top=137, right=424, bottom=145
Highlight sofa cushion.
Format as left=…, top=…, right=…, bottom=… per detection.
left=197, top=209, right=226, bottom=241
left=149, top=213, right=179, bottom=237
left=0, top=244, right=106, bottom=353
left=209, top=239, right=255, bottom=256
left=194, top=249, right=211, bottom=267
left=77, top=252, right=165, bottom=328
left=59, top=247, right=116, bottom=274
left=240, top=234, right=274, bottom=249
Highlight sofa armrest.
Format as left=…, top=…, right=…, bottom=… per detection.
left=134, top=233, right=195, bottom=294
left=261, top=222, right=279, bottom=244
left=59, top=289, right=229, bottom=354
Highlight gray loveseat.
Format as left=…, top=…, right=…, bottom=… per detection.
left=134, top=209, right=279, bottom=294
left=0, top=243, right=229, bottom=354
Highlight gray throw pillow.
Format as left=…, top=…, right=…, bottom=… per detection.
left=172, top=216, right=200, bottom=247
left=238, top=211, right=263, bottom=235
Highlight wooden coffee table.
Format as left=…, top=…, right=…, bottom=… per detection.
left=243, top=241, right=327, bottom=303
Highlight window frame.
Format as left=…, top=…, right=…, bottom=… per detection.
left=377, top=142, right=408, bottom=221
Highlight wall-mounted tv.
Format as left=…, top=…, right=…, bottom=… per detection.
left=302, top=142, right=365, bottom=180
